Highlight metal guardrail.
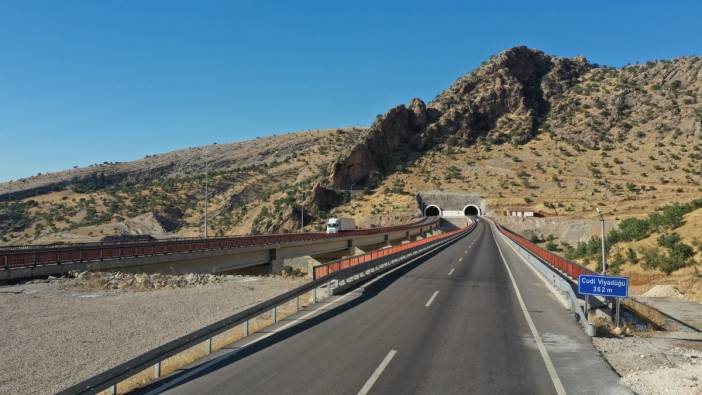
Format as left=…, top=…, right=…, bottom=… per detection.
left=493, top=221, right=665, bottom=333
left=57, top=222, right=471, bottom=395
left=312, top=224, right=473, bottom=280
left=1, top=217, right=438, bottom=270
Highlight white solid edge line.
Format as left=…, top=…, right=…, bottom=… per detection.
left=498, top=231, right=570, bottom=309
left=357, top=349, right=397, bottom=395
left=491, top=224, right=567, bottom=395
left=425, top=290, right=439, bottom=307
left=143, top=291, right=358, bottom=395
left=143, top=239, right=449, bottom=394
left=448, top=268, right=455, bottom=276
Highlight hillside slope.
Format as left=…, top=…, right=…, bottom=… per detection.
left=2, top=46, right=702, bottom=247
left=580, top=205, right=702, bottom=303
left=0, top=128, right=364, bottom=245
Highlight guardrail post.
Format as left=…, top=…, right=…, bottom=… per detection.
left=153, top=361, right=161, bottom=379
left=108, top=384, right=116, bottom=395
left=312, top=287, right=317, bottom=304
left=206, top=338, right=212, bottom=354
left=272, top=306, right=277, bottom=324
left=243, top=320, right=249, bottom=337
left=296, top=295, right=300, bottom=312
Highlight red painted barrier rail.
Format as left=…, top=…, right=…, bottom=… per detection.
left=313, top=223, right=474, bottom=280
left=1, top=217, right=438, bottom=270
left=495, top=223, right=594, bottom=281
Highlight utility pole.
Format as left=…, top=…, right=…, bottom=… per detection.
left=204, top=146, right=209, bottom=239
left=596, top=207, right=606, bottom=274
left=300, top=190, right=305, bottom=231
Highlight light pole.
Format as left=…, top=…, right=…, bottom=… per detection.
left=300, top=190, right=305, bottom=231
left=204, top=146, right=209, bottom=239
left=596, top=207, right=606, bottom=274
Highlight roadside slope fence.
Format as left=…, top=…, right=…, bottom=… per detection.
left=57, top=222, right=473, bottom=395
left=1, top=217, right=438, bottom=270
left=313, top=224, right=474, bottom=279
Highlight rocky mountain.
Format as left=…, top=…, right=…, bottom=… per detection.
left=326, top=46, right=700, bottom=192
left=326, top=47, right=594, bottom=190
left=3, top=46, right=702, bottom=245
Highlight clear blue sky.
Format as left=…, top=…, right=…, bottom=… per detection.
left=1, top=1, right=701, bottom=182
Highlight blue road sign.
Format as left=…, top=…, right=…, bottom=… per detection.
left=578, top=274, right=629, bottom=298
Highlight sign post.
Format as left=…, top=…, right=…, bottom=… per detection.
left=578, top=274, right=629, bottom=328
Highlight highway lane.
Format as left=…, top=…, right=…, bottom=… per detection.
left=141, top=220, right=628, bottom=394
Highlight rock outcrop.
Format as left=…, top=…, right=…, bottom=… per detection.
left=329, top=99, right=429, bottom=189
left=327, top=46, right=593, bottom=190
left=151, top=206, right=184, bottom=232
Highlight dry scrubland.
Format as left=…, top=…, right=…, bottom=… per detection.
left=585, top=207, right=702, bottom=303
left=0, top=128, right=365, bottom=245
left=0, top=275, right=306, bottom=394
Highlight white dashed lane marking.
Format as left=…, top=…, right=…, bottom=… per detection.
left=425, top=291, right=439, bottom=307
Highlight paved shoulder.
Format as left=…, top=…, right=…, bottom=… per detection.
left=490, top=222, right=632, bottom=395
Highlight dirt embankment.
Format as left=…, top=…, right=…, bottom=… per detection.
left=493, top=216, right=620, bottom=244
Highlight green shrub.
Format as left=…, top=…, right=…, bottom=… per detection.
left=626, top=248, right=639, bottom=264
left=545, top=240, right=560, bottom=252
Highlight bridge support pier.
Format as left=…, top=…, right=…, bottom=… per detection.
left=268, top=248, right=284, bottom=274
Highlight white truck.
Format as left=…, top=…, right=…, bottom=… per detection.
left=326, top=218, right=355, bottom=233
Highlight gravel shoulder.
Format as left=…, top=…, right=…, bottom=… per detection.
left=593, top=331, right=702, bottom=395
left=0, top=275, right=306, bottom=394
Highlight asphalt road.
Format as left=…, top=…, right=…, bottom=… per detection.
left=140, top=220, right=630, bottom=395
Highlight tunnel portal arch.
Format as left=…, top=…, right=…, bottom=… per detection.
left=463, top=204, right=480, bottom=216
left=424, top=205, right=441, bottom=217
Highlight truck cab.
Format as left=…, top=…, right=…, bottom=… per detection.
left=326, top=218, right=355, bottom=234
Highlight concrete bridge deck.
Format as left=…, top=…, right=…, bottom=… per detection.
left=1, top=218, right=439, bottom=282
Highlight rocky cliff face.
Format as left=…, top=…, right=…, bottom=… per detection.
left=329, top=98, right=429, bottom=189
left=427, top=46, right=592, bottom=146
left=326, top=46, right=593, bottom=191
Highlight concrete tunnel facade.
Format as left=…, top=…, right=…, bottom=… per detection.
left=418, top=192, right=485, bottom=217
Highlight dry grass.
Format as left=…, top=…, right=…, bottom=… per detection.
left=329, top=132, right=702, bottom=229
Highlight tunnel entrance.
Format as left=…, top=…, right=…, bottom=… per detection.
left=463, top=204, right=480, bottom=216
left=424, top=205, right=441, bottom=217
